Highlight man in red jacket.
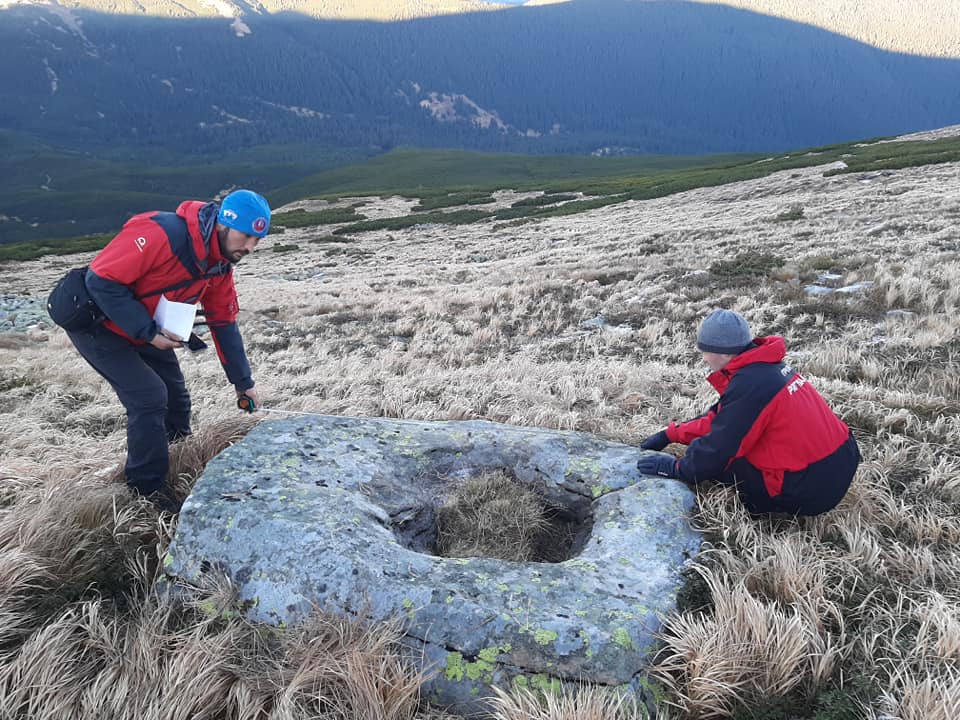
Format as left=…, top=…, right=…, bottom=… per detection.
left=636, top=309, right=859, bottom=516
left=65, top=190, right=270, bottom=512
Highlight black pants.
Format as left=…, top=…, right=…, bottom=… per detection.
left=722, top=433, right=861, bottom=516
left=67, top=325, right=191, bottom=494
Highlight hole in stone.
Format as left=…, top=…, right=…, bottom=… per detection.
left=390, top=468, right=594, bottom=563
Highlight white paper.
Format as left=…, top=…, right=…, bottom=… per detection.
left=153, top=295, right=197, bottom=341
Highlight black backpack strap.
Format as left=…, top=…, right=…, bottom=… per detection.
left=138, top=277, right=203, bottom=300
left=136, top=204, right=230, bottom=300
left=152, top=211, right=207, bottom=279
left=137, top=263, right=231, bottom=300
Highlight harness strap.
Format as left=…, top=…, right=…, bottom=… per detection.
left=136, top=267, right=228, bottom=301
left=134, top=210, right=231, bottom=301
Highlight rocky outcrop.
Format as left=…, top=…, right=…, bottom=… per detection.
left=164, top=415, right=702, bottom=714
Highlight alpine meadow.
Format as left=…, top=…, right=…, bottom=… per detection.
left=3, top=0, right=960, bottom=716
left=1, top=125, right=960, bottom=718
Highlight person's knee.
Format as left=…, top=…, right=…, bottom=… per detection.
left=166, top=387, right=191, bottom=414
left=122, top=382, right=169, bottom=419
left=787, top=437, right=860, bottom=516
left=729, top=460, right=784, bottom=515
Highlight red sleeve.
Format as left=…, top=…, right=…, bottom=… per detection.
left=666, top=407, right=718, bottom=445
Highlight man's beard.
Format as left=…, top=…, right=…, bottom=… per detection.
left=217, top=226, right=242, bottom=264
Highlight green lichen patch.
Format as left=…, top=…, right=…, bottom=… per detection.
left=530, top=673, right=563, bottom=695
left=566, top=456, right=603, bottom=482
left=509, top=672, right=563, bottom=696
left=444, top=651, right=465, bottom=681
left=533, top=629, right=559, bottom=646
left=445, top=645, right=511, bottom=685
left=613, top=627, right=636, bottom=650
left=639, top=673, right=668, bottom=706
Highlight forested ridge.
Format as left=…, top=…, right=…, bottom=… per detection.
left=692, top=0, right=960, bottom=57
left=1, top=0, right=958, bottom=158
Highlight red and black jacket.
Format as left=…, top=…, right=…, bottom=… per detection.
left=85, top=201, right=254, bottom=391
left=666, top=336, right=850, bottom=497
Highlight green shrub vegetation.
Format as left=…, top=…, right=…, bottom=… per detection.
left=266, top=147, right=738, bottom=206
left=510, top=193, right=579, bottom=208
left=0, top=233, right=113, bottom=263
left=710, top=251, right=785, bottom=277
left=272, top=207, right=360, bottom=228
left=413, top=191, right=497, bottom=211
left=332, top=209, right=493, bottom=236
left=6, top=134, right=960, bottom=262
left=824, top=136, right=960, bottom=176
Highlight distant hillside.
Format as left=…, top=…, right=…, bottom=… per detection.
left=0, top=0, right=499, bottom=20
left=695, top=0, right=960, bottom=58
left=4, top=0, right=956, bottom=57
left=1, top=0, right=958, bottom=160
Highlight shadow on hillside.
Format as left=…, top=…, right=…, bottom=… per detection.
left=1, top=0, right=957, bottom=155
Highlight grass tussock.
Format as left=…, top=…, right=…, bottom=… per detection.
left=0, top=485, right=430, bottom=720
left=653, top=567, right=841, bottom=717
left=487, top=685, right=647, bottom=720
left=435, top=471, right=550, bottom=562
left=0, top=586, right=428, bottom=720
left=0, top=418, right=435, bottom=720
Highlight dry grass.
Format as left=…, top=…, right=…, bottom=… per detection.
left=0, top=488, right=429, bottom=720
left=1, top=157, right=960, bottom=717
left=653, top=567, right=843, bottom=717
left=435, top=470, right=551, bottom=562
left=487, top=685, right=649, bottom=720
left=0, top=585, right=428, bottom=720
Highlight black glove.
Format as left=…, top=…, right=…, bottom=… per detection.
left=640, top=430, right=670, bottom=451
left=637, top=452, right=679, bottom=479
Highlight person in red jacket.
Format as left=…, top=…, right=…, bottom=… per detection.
left=65, top=190, right=270, bottom=512
left=636, top=309, right=860, bottom=516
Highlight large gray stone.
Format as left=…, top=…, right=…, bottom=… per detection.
left=164, top=416, right=701, bottom=714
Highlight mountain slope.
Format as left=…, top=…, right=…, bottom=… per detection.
left=0, top=0, right=500, bottom=19
left=693, top=0, right=960, bottom=58
left=1, top=0, right=959, bottom=159
left=7, top=0, right=959, bottom=61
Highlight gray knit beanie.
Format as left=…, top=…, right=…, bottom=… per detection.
left=696, top=309, right=753, bottom=354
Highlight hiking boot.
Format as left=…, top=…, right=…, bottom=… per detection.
left=142, top=484, right=182, bottom=514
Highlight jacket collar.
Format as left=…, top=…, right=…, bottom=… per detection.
left=177, top=200, right=228, bottom=271
left=706, top=336, right=787, bottom=393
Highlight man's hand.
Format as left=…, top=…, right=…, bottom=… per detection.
left=637, top=452, right=679, bottom=479
left=640, top=430, right=670, bottom=451
left=150, top=330, right=183, bottom=350
left=237, top=387, right=260, bottom=413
